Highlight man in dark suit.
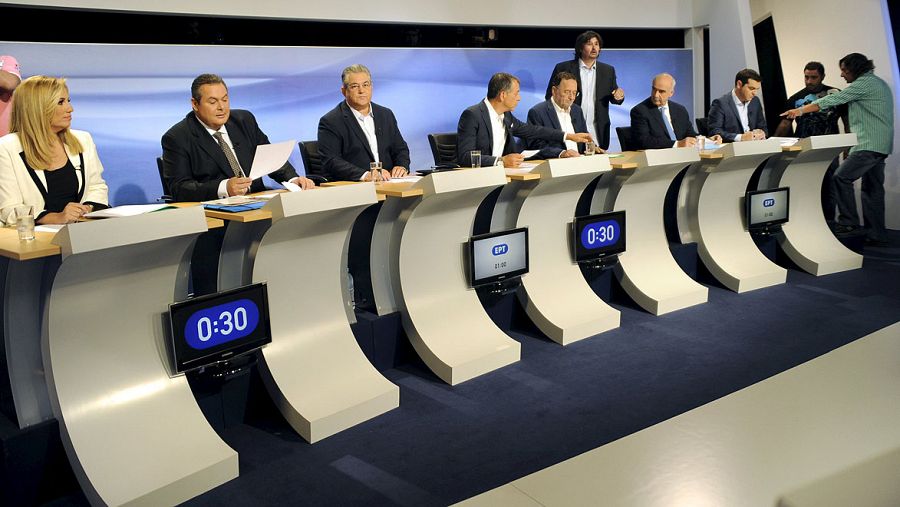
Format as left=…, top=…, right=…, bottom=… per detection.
left=457, top=72, right=592, bottom=168
left=318, top=64, right=410, bottom=181
left=161, top=73, right=313, bottom=202
left=708, top=68, right=768, bottom=142
left=545, top=31, right=625, bottom=150
left=527, top=71, right=592, bottom=158
left=630, top=73, right=723, bottom=150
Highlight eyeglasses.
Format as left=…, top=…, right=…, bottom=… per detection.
left=346, top=81, right=372, bottom=92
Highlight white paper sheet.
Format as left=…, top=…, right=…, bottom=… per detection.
left=84, top=204, right=171, bottom=218
left=386, top=176, right=423, bottom=183
left=35, top=224, right=65, bottom=232
left=248, top=140, right=296, bottom=180
left=521, top=149, right=539, bottom=158
left=281, top=180, right=303, bottom=192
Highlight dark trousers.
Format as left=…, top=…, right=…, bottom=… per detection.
left=833, top=150, right=887, bottom=240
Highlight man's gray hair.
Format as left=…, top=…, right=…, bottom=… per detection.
left=341, top=64, right=372, bottom=86
left=653, top=72, right=676, bottom=88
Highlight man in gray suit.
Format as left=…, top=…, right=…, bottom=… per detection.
left=708, top=68, right=768, bottom=142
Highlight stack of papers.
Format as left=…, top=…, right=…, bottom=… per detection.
left=84, top=203, right=174, bottom=218
left=769, top=136, right=800, bottom=146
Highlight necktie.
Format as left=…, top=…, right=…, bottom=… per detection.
left=660, top=106, right=677, bottom=141
left=212, top=131, right=243, bottom=177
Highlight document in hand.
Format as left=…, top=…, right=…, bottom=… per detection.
left=248, top=140, right=297, bottom=180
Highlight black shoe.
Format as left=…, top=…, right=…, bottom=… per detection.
left=833, top=224, right=859, bottom=236
left=864, top=237, right=890, bottom=247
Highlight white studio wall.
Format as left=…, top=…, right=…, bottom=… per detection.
left=750, top=0, right=900, bottom=229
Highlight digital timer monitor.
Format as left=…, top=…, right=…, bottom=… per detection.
left=466, top=227, right=529, bottom=287
left=168, top=282, right=272, bottom=373
left=571, top=210, right=626, bottom=263
left=746, top=187, right=789, bottom=231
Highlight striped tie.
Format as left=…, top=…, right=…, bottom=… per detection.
left=213, top=131, right=244, bottom=177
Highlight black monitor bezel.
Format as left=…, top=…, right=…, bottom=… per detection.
left=168, top=282, right=272, bottom=374
left=571, top=210, right=627, bottom=263
left=466, top=227, right=530, bottom=287
left=745, top=186, right=790, bottom=231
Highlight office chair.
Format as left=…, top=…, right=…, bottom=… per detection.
left=156, top=157, right=173, bottom=202
left=298, top=140, right=328, bottom=185
left=616, top=126, right=639, bottom=152
left=427, top=132, right=459, bottom=166
left=696, top=117, right=709, bottom=136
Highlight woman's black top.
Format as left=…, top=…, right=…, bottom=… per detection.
left=43, top=159, right=79, bottom=213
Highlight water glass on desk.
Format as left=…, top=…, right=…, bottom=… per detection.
left=584, top=142, right=596, bottom=156
left=470, top=150, right=481, bottom=168
left=15, top=205, right=35, bottom=241
left=369, top=161, right=383, bottom=182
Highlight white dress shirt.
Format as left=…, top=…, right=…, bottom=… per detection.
left=731, top=90, right=751, bottom=142
left=579, top=59, right=597, bottom=142
left=552, top=97, right=578, bottom=152
left=351, top=106, right=381, bottom=179
left=484, top=98, right=507, bottom=163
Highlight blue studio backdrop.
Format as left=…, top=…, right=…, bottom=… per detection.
left=2, top=43, right=692, bottom=205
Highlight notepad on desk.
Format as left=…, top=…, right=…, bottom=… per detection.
left=203, top=201, right=267, bottom=213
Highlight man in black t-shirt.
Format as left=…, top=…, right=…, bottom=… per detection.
left=773, top=62, right=849, bottom=222
left=774, top=61, right=848, bottom=137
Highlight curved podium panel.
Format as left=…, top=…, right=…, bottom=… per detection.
left=683, top=140, right=787, bottom=293
left=610, top=148, right=708, bottom=315
left=45, top=207, right=237, bottom=506
left=778, top=134, right=863, bottom=275
left=397, top=168, right=520, bottom=385
left=493, top=157, right=619, bottom=344
left=253, top=185, right=399, bottom=443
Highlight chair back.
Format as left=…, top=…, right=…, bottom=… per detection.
left=156, top=157, right=173, bottom=202
left=427, top=132, right=458, bottom=166
left=696, top=117, right=709, bottom=136
left=616, top=126, right=638, bottom=152
left=298, top=140, right=324, bottom=177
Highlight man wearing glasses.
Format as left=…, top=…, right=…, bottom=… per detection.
left=527, top=71, right=592, bottom=158
left=318, top=64, right=411, bottom=181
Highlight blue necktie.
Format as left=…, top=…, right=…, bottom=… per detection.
left=660, top=106, right=676, bottom=140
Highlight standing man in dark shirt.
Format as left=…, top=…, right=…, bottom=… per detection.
left=545, top=31, right=624, bottom=150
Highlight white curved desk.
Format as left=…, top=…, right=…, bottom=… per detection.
left=775, top=134, right=863, bottom=275
left=491, top=157, right=619, bottom=344
left=678, top=140, right=787, bottom=293
left=603, top=148, right=708, bottom=315
left=394, top=168, right=520, bottom=385
left=215, top=186, right=399, bottom=443
left=45, top=207, right=237, bottom=506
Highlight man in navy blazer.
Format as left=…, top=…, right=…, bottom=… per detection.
left=527, top=71, right=591, bottom=158
left=630, top=73, right=723, bottom=150
left=457, top=72, right=592, bottom=168
left=318, top=64, right=410, bottom=181
left=545, top=31, right=625, bottom=150
left=162, top=74, right=313, bottom=202
left=708, top=68, right=769, bottom=142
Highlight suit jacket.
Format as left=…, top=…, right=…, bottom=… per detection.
left=456, top=101, right=564, bottom=167
left=317, top=101, right=410, bottom=181
left=629, top=97, right=698, bottom=150
left=525, top=99, right=589, bottom=158
left=707, top=91, right=768, bottom=142
left=0, top=130, right=108, bottom=225
left=161, top=109, right=298, bottom=202
left=545, top=59, right=623, bottom=150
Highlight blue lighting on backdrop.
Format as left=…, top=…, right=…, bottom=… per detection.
left=2, top=43, right=692, bottom=205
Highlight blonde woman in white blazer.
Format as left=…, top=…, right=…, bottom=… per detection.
left=0, top=76, right=108, bottom=226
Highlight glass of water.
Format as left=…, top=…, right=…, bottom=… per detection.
left=470, top=150, right=482, bottom=168
left=584, top=141, right=596, bottom=156
left=369, top=161, right=383, bottom=182
left=15, top=205, right=35, bottom=241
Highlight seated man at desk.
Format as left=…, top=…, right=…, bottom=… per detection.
left=630, top=73, right=722, bottom=150
left=161, top=73, right=314, bottom=202
left=526, top=71, right=592, bottom=159
left=318, top=64, right=410, bottom=181
left=708, top=68, right=768, bottom=142
left=457, top=72, right=592, bottom=168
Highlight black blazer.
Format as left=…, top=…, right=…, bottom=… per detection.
left=707, top=91, right=768, bottom=142
left=161, top=109, right=298, bottom=202
left=456, top=101, right=563, bottom=167
left=525, top=99, right=589, bottom=158
left=545, top=59, right=623, bottom=150
left=629, top=97, right=698, bottom=150
left=317, top=101, right=411, bottom=181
